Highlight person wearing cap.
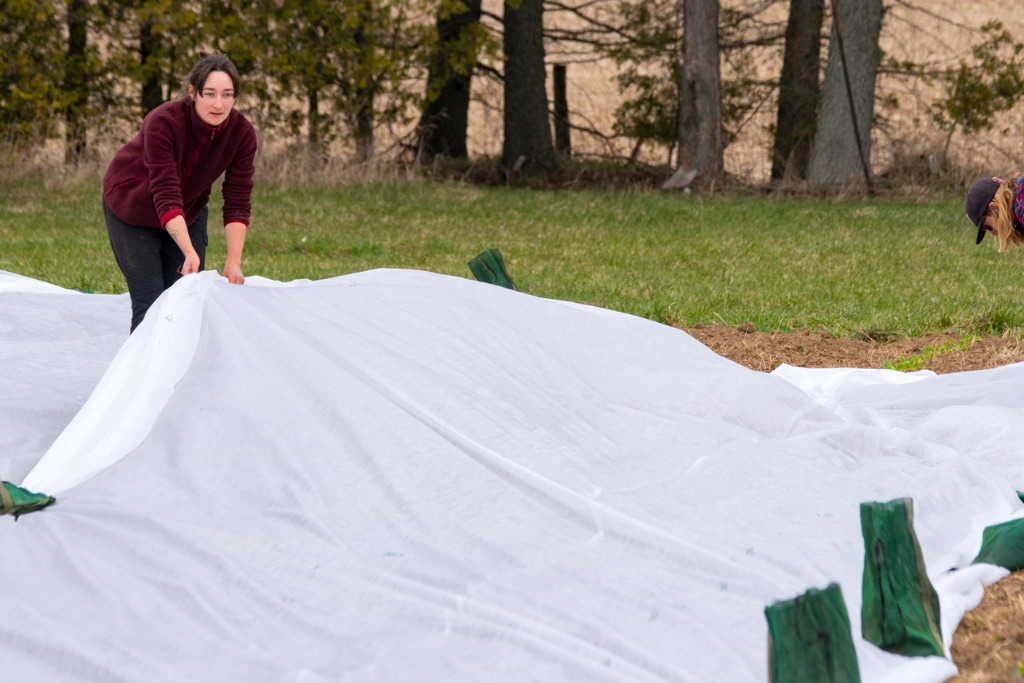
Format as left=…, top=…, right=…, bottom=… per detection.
left=964, top=175, right=1024, bottom=252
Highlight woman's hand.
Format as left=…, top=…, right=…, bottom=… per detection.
left=223, top=263, right=245, bottom=285
left=179, top=251, right=201, bottom=275
left=165, top=215, right=200, bottom=275
left=223, top=222, right=247, bottom=285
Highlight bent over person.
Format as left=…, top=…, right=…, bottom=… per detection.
left=103, top=53, right=258, bottom=332
left=965, top=174, right=1024, bottom=252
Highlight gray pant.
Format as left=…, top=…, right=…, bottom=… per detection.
left=103, top=199, right=208, bottom=333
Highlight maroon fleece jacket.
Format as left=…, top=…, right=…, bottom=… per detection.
left=103, top=100, right=257, bottom=229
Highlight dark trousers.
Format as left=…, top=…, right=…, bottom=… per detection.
left=103, top=199, right=208, bottom=332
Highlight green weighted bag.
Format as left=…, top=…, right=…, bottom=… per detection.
left=860, top=498, right=943, bottom=657
left=1, top=481, right=56, bottom=519
left=468, top=249, right=517, bottom=290
left=764, top=582, right=861, bottom=683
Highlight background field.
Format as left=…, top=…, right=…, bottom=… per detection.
left=3, top=171, right=1022, bottom=341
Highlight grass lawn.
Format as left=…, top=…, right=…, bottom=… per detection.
left=1, top=170, right=1022, bottom=339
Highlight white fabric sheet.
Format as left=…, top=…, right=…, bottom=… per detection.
left=2, top=268, right=1022, bottom=682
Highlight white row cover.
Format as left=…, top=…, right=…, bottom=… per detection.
left=2, top=268, right=1021, bottom=682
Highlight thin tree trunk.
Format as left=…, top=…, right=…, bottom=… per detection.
left=808, top=0, right=882, bottom=188
left=64, top=0, right=88, bottom=164
left=418, top=0, right=482, bottom=159
left=553, top=63, right=570, bottom=159
left=307, top=86, right=321, bottom=154
left=771, top=0, right=824, bottom=181
left=140, top=17, right=164, bottom=113
left=502, top=0, right=556, bottom=170
left=355, top=93, right=375, bottom=162
left=676, top=0, right=722, bottom=184
left=352, top=5, right=375, bottom=162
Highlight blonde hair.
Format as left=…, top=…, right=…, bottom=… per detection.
left=993, top=173, right=1024, bottom=252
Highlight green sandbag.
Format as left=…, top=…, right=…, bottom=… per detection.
left=1, top=481, right=56, bottom=519
left=860, top=498, right=944, bottom=657
left=972, top=518, right=1024, bottom=570
left=467, top=248, right=517, bottom=290
left=764, top=582, right=861, bottom=683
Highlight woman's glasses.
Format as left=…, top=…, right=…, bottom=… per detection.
left=199, top=90, right=235, bottom=102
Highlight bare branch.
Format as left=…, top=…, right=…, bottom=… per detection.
left=889, top=0, right=975, bottom=32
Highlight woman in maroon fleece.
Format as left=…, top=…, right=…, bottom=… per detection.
left=103, top=54, right=258, bottom=332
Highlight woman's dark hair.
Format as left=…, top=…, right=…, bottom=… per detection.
left=178, top=54, right=241, bottom=101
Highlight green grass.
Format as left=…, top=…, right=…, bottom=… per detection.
left=2, top=171, right=1023, bottom=339
left=881, top=334, right=982, bottom=371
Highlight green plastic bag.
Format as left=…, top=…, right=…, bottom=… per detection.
left=765, top=582, right=861, bottom=683
left=1, top=481, right=56, bottom=519
left=860, top=498, right=944, bottom=657
left=972, top=518, right=1024, bottom=571
left=468, top=249, right=517, bottom=290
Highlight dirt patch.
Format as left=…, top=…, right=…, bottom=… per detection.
left=950, top=572, right=1024, bottom=682
left=685, top=323, right=1024, bottom=682
left=684, top=323, right=1024, bottom=374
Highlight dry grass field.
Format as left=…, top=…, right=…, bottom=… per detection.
left=66, top=0, right=1023, bottom=186
left=462, top=0, right=1024, bottom=184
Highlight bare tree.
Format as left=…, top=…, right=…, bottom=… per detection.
left=808, top=0, right=882, bottom=188
left=64, top=0, right=89, bottom=164
left=139, top=16, right=163, bottom=113
left=502, top=0, right=556, bottom=170
left=670, top=0, right=723, bottom=188
left=771, top=0, right=824, bottom=181
left=418, top=0, right=485, bottom=159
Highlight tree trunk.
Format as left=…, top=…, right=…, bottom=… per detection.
left=771, top=0, right=824, bottom=181
left=676, top=0, right=722, bottom=185
left=502, top=0, right=556, bottom=170
left=354, top=92, right=375, bottom=162
left=553, top=63, right=570, bottom=159
left=352, top=5, right=375, bottom=162
left=418, top=0, right=482, bottom=159
left=64, top=0, right=88, bottom=165
left=808, top=0, right=882, bottom=188
left=307, top=86, right=322, bottom=154
left=140, top=17, right=164, bottom=113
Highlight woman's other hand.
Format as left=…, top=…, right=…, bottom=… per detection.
left=223, top=263, right=245, bottom=285
left=223, top=222, right=247, bottom=285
